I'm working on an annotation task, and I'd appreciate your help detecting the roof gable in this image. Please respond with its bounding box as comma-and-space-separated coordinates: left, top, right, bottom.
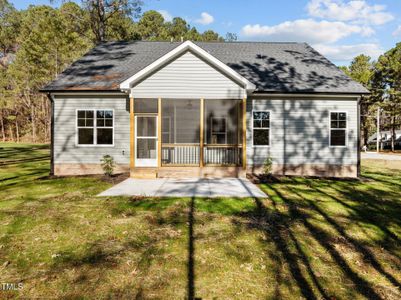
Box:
131, 50, 246, 99
120, 41, 255, 92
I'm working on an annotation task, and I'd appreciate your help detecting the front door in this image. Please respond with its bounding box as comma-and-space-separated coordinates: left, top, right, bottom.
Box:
135, 115, 158, 167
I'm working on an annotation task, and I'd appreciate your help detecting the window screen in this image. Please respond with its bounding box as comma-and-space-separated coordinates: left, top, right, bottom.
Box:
134, 99, 158, 113
210, 117, 227, 144
77, 110, 94, 145
77, 110, 113, 145
330, 112, 347, 146
253, 111, 270, 146
96, 110, 113, 145
205, 99, 241, 145
161, 99, 200, 144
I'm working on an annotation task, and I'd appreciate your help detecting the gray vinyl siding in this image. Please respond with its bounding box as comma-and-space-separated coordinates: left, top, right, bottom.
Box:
246, 98, 358, 166
131, 50, 245, 99
53, 96, 130, 164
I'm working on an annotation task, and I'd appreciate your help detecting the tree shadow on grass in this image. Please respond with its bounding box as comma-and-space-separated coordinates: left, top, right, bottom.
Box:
233, 177, 397, 299
233, 182, 330, 299
236, 194, 384, 299
286, 179, 400, 290
312, 182, 401, 251
187, 196, 196, 300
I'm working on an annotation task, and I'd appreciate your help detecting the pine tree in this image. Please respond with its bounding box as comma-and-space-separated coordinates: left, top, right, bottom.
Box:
372, 43, 401, 152
342, 55, 374, 147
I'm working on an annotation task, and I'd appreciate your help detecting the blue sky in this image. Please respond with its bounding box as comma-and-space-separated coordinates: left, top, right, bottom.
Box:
13, 0, 401, 65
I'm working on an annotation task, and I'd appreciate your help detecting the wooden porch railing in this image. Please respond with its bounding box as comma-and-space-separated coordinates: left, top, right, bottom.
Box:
161, 144, 200, 166
161, 144, 242, 166
203, 145, 242, 166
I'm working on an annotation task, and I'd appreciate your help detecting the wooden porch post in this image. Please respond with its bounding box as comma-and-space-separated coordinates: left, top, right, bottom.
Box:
200, 98, 204, 167
158, 98, 162, 168
130, 97, 135, 169
242, 97, 247, 170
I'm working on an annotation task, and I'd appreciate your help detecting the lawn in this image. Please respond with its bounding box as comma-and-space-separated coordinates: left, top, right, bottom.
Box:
0, 143, 400, 299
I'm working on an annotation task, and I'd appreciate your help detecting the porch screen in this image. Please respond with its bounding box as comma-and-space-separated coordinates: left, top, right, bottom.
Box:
134, 99, 158, 113
161, 99, 200, 144
204, 99, 242, 145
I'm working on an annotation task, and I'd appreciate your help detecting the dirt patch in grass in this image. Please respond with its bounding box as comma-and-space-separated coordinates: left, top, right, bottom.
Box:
99, 172, 129, 184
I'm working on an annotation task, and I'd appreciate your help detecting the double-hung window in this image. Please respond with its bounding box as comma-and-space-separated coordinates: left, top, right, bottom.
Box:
77, 109, 114, 146
211, 117, 227, 144
253, 111, 270, 146
330, 112, 347, 147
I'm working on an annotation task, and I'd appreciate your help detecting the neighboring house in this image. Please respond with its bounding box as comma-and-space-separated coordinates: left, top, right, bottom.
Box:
41, 41, 369, 178
368, 130, 401, 149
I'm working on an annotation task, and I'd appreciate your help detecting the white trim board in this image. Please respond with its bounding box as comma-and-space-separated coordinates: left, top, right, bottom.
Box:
52, 92, 127, 97
120, 41, 256, 94
251, 93, 361, 100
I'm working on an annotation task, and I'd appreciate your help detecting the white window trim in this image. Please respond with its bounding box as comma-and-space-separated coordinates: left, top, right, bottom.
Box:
75, 109, 115, 147
329, 110, 348, 148
252, 110, 271, 147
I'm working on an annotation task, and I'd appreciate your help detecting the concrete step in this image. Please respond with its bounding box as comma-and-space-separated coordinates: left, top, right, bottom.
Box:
130, 166, 246, 179
130, 168, 157, 179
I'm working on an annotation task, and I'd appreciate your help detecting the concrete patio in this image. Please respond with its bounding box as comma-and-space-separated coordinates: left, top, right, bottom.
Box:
98, 178, 267, 198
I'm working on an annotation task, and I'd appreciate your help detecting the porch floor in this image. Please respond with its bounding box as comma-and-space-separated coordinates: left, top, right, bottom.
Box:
98, 178, 267, 198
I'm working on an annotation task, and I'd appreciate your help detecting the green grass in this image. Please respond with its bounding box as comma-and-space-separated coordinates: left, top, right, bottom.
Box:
0, 143, 400, 299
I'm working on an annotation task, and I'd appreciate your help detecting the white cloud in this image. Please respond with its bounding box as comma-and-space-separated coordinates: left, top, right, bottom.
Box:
195, 12, 214, 25
313, 43, 383, 61
241, 19, 373, 44
307, 0, 394, 25
393, 25, 401, 37
158, 10, 173, 22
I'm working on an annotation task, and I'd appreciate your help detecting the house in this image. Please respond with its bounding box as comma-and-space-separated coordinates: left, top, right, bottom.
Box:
41, 41, 369, 178
368, 130, 401, 150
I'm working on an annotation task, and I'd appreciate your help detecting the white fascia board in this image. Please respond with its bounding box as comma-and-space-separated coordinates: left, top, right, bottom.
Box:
50, 92, 127, 96
251, 93, 361, 99
119, 41, 256, 93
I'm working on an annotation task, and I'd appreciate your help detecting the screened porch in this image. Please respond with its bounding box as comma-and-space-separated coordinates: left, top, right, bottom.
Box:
132, 98, 245, 168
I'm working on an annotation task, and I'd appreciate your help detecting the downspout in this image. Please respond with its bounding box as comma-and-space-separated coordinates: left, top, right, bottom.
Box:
46, 93, 54, 176
357, 96, 361, 177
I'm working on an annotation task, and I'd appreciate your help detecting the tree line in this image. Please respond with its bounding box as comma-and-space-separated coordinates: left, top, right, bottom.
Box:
340, 44, 401, 151
1, 0, 400, 150
0, 0, 234, 143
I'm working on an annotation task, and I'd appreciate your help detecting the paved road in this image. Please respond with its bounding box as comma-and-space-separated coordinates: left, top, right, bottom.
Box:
361, 152, 401, 161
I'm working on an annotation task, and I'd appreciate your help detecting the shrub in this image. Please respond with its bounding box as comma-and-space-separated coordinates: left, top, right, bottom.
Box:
263, 157, 273, 175
100, 155, 115, 176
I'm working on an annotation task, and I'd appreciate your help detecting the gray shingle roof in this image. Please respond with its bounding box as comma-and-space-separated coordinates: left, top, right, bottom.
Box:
42, 41, 369, 94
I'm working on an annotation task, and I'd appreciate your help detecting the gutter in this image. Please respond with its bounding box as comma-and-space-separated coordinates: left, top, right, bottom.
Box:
39, 89, 124, 94
39, 89, 371, 96
251, 91, 370, 97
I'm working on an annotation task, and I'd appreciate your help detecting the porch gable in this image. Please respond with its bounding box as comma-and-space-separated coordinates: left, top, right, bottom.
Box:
119, 41, 255, 99
129, 50, 247, 99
